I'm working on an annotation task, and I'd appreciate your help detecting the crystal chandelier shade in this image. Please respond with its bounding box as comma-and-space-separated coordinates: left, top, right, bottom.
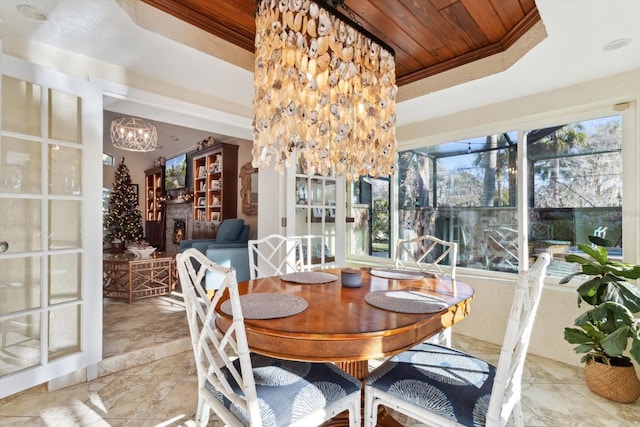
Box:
110, 117, 158, 152
252, 0, 398, 181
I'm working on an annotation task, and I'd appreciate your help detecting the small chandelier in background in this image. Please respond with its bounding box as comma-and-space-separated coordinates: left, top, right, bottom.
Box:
110, 117, 158, 152
252, 0, 398, 181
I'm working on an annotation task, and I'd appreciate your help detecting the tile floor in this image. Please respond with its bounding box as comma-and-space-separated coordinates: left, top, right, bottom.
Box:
1, 293, 639, 426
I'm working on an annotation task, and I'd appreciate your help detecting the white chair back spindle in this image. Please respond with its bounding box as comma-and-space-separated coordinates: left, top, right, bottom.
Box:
486, 252, 551, 425
395, 235, 458, 278
248, 234, 304, 279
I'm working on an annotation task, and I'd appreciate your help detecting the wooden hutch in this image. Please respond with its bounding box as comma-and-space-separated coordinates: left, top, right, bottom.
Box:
144, 166, 165, 250
192, 142, 238, 236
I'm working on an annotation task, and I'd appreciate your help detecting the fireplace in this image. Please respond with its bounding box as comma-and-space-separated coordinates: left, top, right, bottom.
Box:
164, 202, 191, 251
173, 219, 186, 244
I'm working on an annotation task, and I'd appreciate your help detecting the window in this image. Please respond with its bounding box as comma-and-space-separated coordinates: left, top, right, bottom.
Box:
103, 152, 114, 165
397, 131, 519, 272
528, 115, 622, 276
347, 112, 626, 278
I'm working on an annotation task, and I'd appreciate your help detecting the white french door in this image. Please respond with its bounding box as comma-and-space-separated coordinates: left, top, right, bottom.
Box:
0, 53, 103, 398
287, 163, 346, 268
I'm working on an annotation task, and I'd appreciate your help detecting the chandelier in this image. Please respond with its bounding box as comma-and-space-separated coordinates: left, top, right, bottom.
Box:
252, 0, 398, 181
110, 117, 158, 152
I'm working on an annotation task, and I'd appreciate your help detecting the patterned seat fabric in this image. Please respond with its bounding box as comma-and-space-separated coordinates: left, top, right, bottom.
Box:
366, 343, 496, 426
207, 354, 361, 427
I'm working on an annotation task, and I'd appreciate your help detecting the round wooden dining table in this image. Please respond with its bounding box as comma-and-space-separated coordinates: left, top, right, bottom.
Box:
214, 267, 474, 426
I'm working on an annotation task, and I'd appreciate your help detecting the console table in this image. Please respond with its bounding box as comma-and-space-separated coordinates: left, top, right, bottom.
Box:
103, 252, 177, 303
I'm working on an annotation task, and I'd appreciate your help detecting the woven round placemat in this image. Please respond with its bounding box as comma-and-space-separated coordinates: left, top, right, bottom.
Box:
365, 290, 448, 313
370, 268, 431, 280
280, 271, 338, 284
220, 293, 308, 319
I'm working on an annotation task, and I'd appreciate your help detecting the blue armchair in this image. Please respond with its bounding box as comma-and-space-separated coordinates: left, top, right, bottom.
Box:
179, 218, 252, 290
179, 218, 250, 254
205, 246, 251, 289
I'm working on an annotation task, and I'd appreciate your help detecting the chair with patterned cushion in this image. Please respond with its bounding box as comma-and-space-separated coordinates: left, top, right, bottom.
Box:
364, 252, 551, 427
395, 235, 458, 346
176, 248, 362, 427
248, 234, 305, 279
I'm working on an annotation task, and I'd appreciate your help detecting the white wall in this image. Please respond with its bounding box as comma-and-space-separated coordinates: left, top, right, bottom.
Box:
102, 146, 152, 215
455, 274, 638, 376
452, 274, 584, 366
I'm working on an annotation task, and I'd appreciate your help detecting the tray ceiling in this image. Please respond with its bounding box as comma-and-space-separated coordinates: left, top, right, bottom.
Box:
141, 0, 542, 87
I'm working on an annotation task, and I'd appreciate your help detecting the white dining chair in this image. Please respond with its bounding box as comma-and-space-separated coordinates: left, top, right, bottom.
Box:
248, 234, 305, 279
395, 235, 458, 278
176, 248, 362, 427
395, 235, 458, 346
364, 252, 551, 427
484, 225, 519, 271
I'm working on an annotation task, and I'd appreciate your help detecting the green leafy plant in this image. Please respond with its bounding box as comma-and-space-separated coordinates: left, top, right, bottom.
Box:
560, 236, 640, 366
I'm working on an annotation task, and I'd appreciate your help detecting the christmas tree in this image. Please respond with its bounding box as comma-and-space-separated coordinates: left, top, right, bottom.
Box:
104, 158, 144, 243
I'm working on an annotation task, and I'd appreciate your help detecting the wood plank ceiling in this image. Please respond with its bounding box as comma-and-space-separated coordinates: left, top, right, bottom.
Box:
142, 0, 540, 87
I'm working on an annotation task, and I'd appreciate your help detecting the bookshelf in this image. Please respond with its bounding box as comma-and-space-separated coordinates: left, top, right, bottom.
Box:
144, 166, 165, 249
192, 142, 238, 226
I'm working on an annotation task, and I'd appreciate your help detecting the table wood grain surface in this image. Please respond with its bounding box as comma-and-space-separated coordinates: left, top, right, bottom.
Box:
215, 267, 474, 369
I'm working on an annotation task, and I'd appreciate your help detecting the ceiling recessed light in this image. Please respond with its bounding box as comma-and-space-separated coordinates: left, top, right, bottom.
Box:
602, 38, 632, 51
16, 4, 48, 22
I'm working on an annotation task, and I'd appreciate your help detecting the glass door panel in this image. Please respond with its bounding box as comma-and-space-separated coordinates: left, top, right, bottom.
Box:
347, 177, 390, 258
310, 178, 323, 205
0, 136, 41, 194
48, 305, 81, 360
0, 256, 41, 315
1, 76, 41, 136
0, 313, 41, 376
296, 177, 309, 205
369, 177, 391, 258
49, 145, 82, 195
0, 198, 42, 253
49, 253, 81, 305
48, 89, 80, 143
49, 200, 82, 249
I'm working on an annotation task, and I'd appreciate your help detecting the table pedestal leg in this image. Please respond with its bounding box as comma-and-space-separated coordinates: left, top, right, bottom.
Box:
319, 361, 402, 427
336, 360, 369, 380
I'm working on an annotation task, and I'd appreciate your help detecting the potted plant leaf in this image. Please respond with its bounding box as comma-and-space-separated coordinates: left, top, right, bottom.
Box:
560, 236, 640, 403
